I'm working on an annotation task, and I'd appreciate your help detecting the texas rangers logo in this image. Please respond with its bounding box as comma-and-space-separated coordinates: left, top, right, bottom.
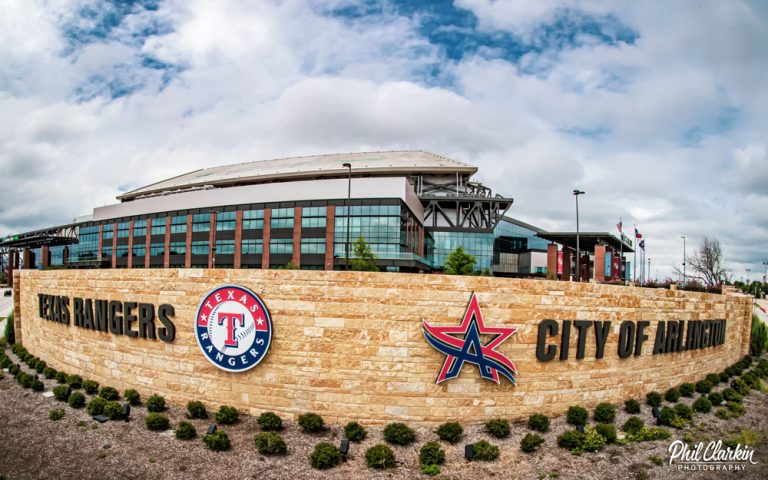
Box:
195, 285, 272, 372
422, 293, 518, 384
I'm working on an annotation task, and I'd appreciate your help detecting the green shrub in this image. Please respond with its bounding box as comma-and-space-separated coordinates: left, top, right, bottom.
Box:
82, 380, 99, 395
436, 422, 463, 443
708, 391, 724, 405
582, 426, 607, 452
8, 364, 20, 376
175, 421, 196, 440
124, 389, 141, 405
557, 430, 585, 450
254, 432, 287, 455
695, 380, 713, 394
215, 405, 239, 425
679, 383, 695, 397
622, 416, 645, 435
68, 391, 86, 409
203, 430, 231, 451
66, 374, 83, 389
471, 440, 499, 461
566, 406, 588, 426
49, 409, 65, 421
520, 433, 545, 453
383, 422, 416, 445
43, 367, 57, 379
0, 357, 12, 369
595, 423, 617, 444
664, 388, 680, 403
146, 394, 166, 412
31, 379, 44, 391
693, 396, 712, 413
705, 373, 720, 386
343, 421, 366, 442
727, 401, 746, 417
646, 391, 663, 407
4, 311, 14, 344
99, 386, 119, 401
20, 373, 33, 389
35, 360, 46, 373
186, 401, 208, 419
103, 401, 123, 420
719, 372, 730, 383
722, 387, 743, 403
674, 403, 694, 421
87, 397, 107, 416
145, 413, 170, 431
421, 464, 441, 476
365, 444, 396, 469
658, 407, 682, 428
296, 412, 324, 433
627, 427, 671, 442
485, 418, 510, 438
258, 412, 283, 431
527, 413, 550, 432
419, 441, 445, 466
594, 403, 616, 424
742, 372, 761, 389
27, 357, 38, 369
52, 385, 70, 401
310, 442, 341, 469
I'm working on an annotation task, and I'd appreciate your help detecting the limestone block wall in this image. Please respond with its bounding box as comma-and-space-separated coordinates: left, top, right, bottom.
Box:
14, 269, 752, 425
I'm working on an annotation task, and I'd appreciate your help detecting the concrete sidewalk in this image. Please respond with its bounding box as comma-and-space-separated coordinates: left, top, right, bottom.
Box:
755, 299, 768, 323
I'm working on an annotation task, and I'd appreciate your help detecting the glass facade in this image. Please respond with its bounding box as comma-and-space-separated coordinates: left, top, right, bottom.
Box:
215, 240, 235, 254
117, 222, 130, 238
216, 211, 236, 231
271, 208, 294, 229
493, 220, 549, 251
192, 213, 210, 232
301, 207, 326, 228
191, 240, 209, 255
429, 231, 494, 271
151, 222, 166, 236
133, 219, 147, 237
102, 224, 114, 240
243, 210, 264, 230
171, 215, 187, 234
270, 238, 292, 254
149, 243, 164, 256
70, 225, 99, 262
300, 237, 325, 254
169, 242, 186, 255
241, 239, 262, 254
333, 205, 415, 259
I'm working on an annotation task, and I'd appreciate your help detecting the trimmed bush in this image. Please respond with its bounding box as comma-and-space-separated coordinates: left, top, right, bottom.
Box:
383, 422, 416, 445
298, 412, 325, 433
124, 389, 141, 405
55, 371, 67, 384
254, 432, 287, 455
708, 391, 724, 406
310, 442, 341, 469
485, 418, 510, 438
52, 385, 70, 402
66, 374, 83, 389
215, 405, 239, 425
520, 433, 545, 453
49, 409, 65, 421
557, 430, 585, 450
31, 379, 44, 392
175, 421, 197, 440
582, 426, 607, 452
719, 372, 730, 383
365, 444, 396, 469
436, 422, 463, 444
419, 441, 445, 466
664, 388, 680, 403
722, 387, 743, 403
68, 391, 86, 409
99, 386, 119, 401
258, 412, 283, 431
727, 401, 746, 417
679, 383, 695, 397
145, 413, 170, 431
35, 360, 46, 374
103, 401, 123, 420
622, 416, 645, 435
627, 427, 671, 442
421, 464, 440, 476
695, 380, 713, 395
693, 396, 712, 413
146, 394, 166, 412
594, 403, 616, 424
203, 430, 231, 451
87, 397, 108, 416
566, 406, 588, 426
186, 401, 208, 419
705, 373, 720, 386
471, 440, 499, 461
527, 413, 550, 432
344, 421, 366, 442
674, 403, 692, 421
646, 391, 663, 407
595, 423, 617, 444
82, 380, 99, 395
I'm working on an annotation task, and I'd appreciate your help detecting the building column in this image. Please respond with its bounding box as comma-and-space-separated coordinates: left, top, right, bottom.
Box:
185, 214, 192, 268
208, 213, 216, 268
562, 247, 572, 280
164, 216, 171, 268
262, 208, 271, 270
594, 244, 607, 282
324, 207, 336, 270
145, 218, 152, 268
6, 251, 16, 286
546, 244, 558, 279
41, 246, 50, 269
292, 207, 302, 268
22, 249, 32, 269
234, 210, 243, 269
127, 220, 135, 269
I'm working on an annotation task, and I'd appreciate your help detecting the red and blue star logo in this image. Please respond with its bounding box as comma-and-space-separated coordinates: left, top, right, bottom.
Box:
422, 293, 518, 384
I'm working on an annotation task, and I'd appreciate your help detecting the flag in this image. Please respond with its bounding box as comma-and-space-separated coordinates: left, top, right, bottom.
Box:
616, 219, 622, 233
635, 227, 643, 239
639, 239, 645, 250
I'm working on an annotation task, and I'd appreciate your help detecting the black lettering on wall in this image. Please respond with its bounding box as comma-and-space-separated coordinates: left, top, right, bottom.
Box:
73, 297, 84, 327
559, 321, 572, 361
138, 303, 156, 340
94, 300, 108, 332
635, 321, 650, 356
123, 302, 138, 338
108, 301, 123, 335
536, 320, 558, 362
574, 321, 592, 360
593, 321, 611, 359
83, 299, 94, 330
618, 321, 635, 358
157, 304, 176, 343
653, 321, 666, 355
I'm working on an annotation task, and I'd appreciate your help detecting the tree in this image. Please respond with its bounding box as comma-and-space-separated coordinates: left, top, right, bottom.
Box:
350, 237, 378, 271
675, 237, 728, 287
443, 246, 476, 275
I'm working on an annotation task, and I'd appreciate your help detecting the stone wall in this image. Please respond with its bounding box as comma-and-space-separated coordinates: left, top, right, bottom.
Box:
14, 269, 752, 425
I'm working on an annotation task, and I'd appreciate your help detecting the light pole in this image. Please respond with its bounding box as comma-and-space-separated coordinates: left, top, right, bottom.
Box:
573, 189, 585, 282
763, 261, 767, 284
342, 163, 352, 271
746, 268, 751, 284
681, 235, 686, 285
648, 257, 651, 282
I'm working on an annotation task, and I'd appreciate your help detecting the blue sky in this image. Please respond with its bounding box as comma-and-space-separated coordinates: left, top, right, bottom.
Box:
1, 0, 767, 281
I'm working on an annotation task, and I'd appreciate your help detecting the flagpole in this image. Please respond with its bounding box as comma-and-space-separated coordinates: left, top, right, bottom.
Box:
633, 224, 637, 284
619, 217, 623, 281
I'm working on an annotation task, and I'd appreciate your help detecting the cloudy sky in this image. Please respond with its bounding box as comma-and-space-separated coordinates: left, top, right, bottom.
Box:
1, 0, 766, 281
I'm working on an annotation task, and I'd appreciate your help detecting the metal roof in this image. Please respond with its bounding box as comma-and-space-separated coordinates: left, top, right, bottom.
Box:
118, 151, 477, 201
536, 232, 635, 253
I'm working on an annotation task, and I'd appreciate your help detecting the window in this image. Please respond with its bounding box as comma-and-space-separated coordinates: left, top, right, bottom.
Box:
269, 238, 292, 254
151, 223, 166, 236
132, 244, 146, 257
102, 224, 114, 240
192, 213, 210, 232
191, 240, 209, 255
243, 210, 264, 230
117, 222, 130, 238
116, 245, 129, 257
101, 246, 112, 258
216, 211, 236, 231
215, 240, 235, 255
270, 208, 294, 229
169, 242, 186, 256
71, 225, 99, 261
241, 239, 262, 255
300, 237, 325, 254
149, 243, 165, 256
302, 206, 326, 228
133, 219, 147, 237
171, 215, 187, 234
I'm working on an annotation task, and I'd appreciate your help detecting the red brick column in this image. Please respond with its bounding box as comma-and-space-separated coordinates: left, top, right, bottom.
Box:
22, 248, 32, 269
185, 214, 192, 268
164, 216, 171, 268
547, 244, 558, 279
324, 208, 335, 270
234, 210, 243, 269
292, 207, 302, 268
562, 247, 572, 280
145, 218, 152, 268
208, 213, 216, 268
7, 251, 17, 285
41, 246, 50, 269
262, 209, 271, 270
594, 244, 606, 283
127, 220, 134, 268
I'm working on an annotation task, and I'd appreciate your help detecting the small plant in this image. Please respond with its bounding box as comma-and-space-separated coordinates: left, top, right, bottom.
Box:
175, 421, 197, 440
52, 385, 70, 402
258, 412, 284, 431
624, 399, 641, 414
68, 391, 86, 409
49, 409, 65, 421
146, 394, 166, 412
82, 380, 99, 395
215, 405, 239, 425
593, 403, 616, 424
419, 441, 446, 466
649, 455, 664, 466
708, 391, 724, 405
35, 360, 46, 373
485, 418, 510, 438
566, 406, 588, 426
646, 391, 662, 407
145, 413, 170, 431
622, 416, 645, 435
528, 413, 550, 432
186, 401, 208, 419
595, 423, 617, 444
664, 388, 680, 403
705, 373, 720, 385
719, 371, 730, 383
103, 401, 123, 420
679, 383, 695, 397
87, 397, 108, 416
365, 444, 396, 469
421, 464, 441, 476
695, 380, 713, 394
471, 440, 500, 461
344, 421, 366, 442
521, 433, 545, 453
557, 430, 585, 450
732, 378, 750, 396
298, 412, 325, 433
203, 430, 231, 451
673, 403, 694, 421
581, 426, 607, 452
627, 427, 671, 442
310, 442, 341, 469
383, 422, 416, 445
727, 401, 746, 417
66, 374, 83, 389
254, 432, 287, 455
436, 421, 463, 443
693, 396, 712, 413
99, 386, 119, 401
31, 379, 44, 391
124, 389, 141, 405
55, 371, 67, 384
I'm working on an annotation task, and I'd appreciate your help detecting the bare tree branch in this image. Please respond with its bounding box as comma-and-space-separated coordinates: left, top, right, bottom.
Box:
673, 237, 729, 287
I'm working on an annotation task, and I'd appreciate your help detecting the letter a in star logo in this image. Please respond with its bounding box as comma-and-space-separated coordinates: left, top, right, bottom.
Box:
422, 293, 518, 384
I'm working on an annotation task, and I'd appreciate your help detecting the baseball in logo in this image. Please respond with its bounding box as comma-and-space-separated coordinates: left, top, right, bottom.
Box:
195, 285, 272, 372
